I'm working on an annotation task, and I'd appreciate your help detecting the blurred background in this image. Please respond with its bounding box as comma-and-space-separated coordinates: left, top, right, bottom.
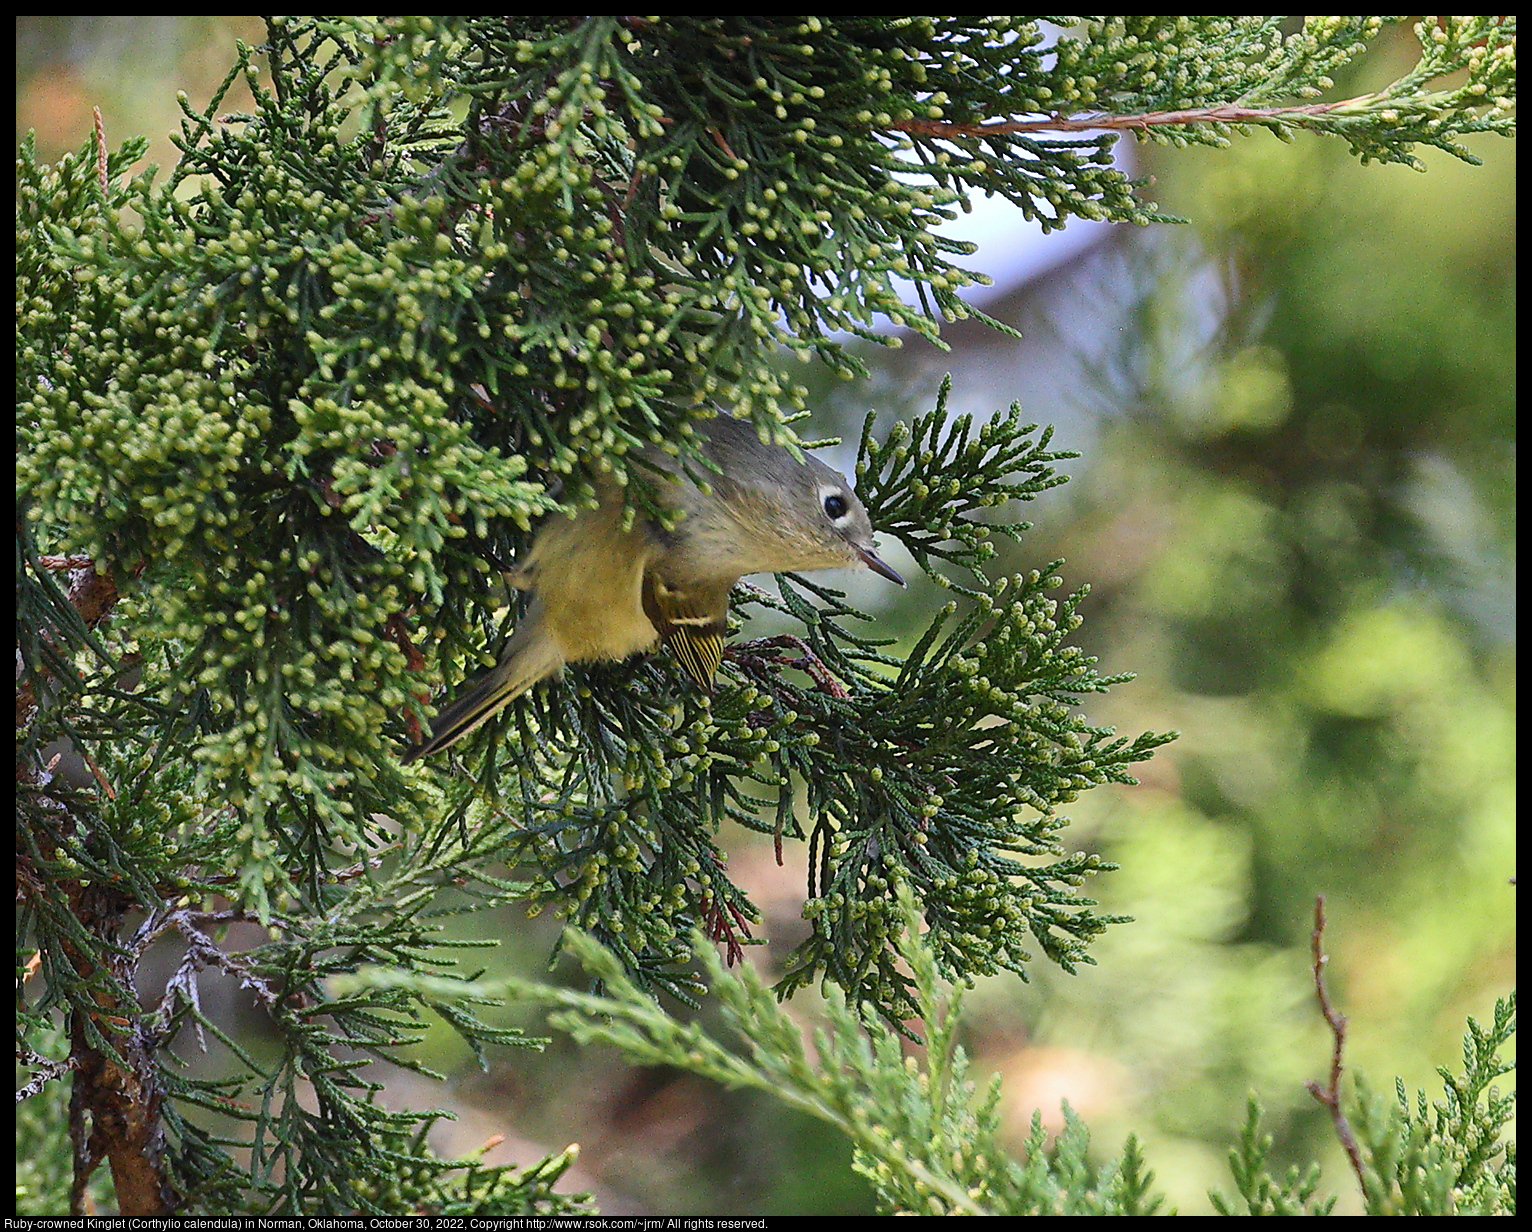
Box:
19, 17, 1514, 1216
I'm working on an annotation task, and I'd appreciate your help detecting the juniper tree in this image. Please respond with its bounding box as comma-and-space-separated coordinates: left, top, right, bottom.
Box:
17, 17, 1515, 1216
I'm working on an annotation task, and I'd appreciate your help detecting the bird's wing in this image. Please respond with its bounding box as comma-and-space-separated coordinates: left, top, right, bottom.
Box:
641, 573, 733, 691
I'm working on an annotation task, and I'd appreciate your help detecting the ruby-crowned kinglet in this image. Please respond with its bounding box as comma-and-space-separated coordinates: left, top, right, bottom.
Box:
402, 415, 904, 762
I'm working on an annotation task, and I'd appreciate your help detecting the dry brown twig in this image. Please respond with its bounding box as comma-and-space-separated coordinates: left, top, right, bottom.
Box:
1303, 895, 1368, 1194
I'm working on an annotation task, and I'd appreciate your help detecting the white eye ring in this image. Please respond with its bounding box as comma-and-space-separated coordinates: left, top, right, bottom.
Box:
819, 484, 851, 523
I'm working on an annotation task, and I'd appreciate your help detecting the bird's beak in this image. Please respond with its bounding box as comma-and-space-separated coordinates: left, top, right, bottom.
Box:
856, 544, 906, 587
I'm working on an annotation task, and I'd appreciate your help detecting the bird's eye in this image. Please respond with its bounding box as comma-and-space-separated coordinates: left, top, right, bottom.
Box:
823, 493, 849, 520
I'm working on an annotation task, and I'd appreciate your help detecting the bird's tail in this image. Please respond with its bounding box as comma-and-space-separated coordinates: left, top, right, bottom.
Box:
402, 621, 563, 763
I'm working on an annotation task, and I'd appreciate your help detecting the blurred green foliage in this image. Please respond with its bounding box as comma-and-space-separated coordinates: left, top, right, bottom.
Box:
985, 50, 1515, 1209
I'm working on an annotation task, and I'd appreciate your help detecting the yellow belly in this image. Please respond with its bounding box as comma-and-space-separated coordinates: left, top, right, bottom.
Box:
529, 500, 661, 665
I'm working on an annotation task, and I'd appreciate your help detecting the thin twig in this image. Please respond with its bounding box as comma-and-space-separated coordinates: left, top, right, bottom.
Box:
728, 633, 850, 699
707, 125, 739, 161
93, 107, 108, 195
891, 95, 1381, 139
78, 744, 117, 800
1303, 895, 1368, 1194
15, 1046, 80, 1102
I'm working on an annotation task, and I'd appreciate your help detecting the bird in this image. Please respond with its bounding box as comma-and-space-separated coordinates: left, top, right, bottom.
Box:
402, 414, 903, 762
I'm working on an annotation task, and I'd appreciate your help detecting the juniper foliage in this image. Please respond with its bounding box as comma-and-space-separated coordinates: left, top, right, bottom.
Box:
1346, 993, 1517, 1216
387, 904, 1514, 1217
351, 892, 1172, 1217
16, 15, 1514, 1215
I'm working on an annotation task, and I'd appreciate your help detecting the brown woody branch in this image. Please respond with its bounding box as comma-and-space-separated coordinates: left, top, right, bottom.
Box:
19, 545, 171, 1210
63, 881, 178, 1215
